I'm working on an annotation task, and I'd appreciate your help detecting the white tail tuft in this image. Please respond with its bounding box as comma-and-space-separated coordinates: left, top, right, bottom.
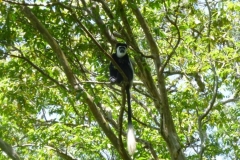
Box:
127, 126, 136, 155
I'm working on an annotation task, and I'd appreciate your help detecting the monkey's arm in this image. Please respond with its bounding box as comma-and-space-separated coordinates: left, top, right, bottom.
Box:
109, 61, 118, 83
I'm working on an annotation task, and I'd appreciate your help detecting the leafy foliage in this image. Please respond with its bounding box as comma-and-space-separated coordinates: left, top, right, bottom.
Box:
0, 0, 239, 159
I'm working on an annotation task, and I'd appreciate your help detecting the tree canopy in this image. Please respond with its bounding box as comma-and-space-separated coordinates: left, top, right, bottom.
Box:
0, 0, 239, 159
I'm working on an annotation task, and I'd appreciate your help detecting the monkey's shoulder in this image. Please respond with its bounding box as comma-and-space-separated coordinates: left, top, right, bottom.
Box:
112, 53, 129, 58
111, 53, 129, 63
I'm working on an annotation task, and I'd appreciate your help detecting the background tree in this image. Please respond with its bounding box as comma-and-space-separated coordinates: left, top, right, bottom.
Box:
0, 0, 239, 159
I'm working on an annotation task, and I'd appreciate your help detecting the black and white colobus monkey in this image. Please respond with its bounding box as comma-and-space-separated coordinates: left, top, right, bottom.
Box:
109, 43, 136, 155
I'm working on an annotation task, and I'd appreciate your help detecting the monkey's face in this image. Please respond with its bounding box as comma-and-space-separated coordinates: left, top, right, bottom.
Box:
116, 46, 127, 58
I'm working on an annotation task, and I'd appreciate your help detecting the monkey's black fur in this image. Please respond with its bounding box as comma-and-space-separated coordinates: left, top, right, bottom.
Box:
109, 43, 136, 155
109, 44, 133, 85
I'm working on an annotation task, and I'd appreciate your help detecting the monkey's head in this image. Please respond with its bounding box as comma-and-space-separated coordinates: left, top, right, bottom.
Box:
116, 43, 128, 58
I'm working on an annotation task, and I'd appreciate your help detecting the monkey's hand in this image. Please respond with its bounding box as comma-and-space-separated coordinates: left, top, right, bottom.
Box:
110, 77, 117, 84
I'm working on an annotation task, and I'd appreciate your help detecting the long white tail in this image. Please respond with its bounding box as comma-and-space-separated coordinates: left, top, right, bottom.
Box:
127, 125, 136, 155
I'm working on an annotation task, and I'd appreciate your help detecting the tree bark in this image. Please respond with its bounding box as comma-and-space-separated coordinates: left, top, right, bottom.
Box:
0, 138, 20, 160
21, 6, 131, 159
127, 1, 186, 159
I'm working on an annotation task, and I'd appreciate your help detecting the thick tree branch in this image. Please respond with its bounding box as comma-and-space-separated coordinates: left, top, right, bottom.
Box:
128, 1, 160, 58
92, 0, 114, 19
80, 0, 117, 45
197, 69, 218, 158
57, 2, 129, 84
205, 0, 212, 53
219, 97, 240, 105
0, 138, 20, 160
127, 2, 185, 160
21, 6, 77, 88
47, 145, 77, 160
199, 0, 216, 122
197, 2, 214, 157
197, 84, 217, 157
3, 0, 57, 6
90, 2, 117, 45
199, 68, 218, 121
117, 0, 161, 115
78, 81, 143, 86
21, 6, 130, 159
197, 53, 217, 160
164, 71, 205, 92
